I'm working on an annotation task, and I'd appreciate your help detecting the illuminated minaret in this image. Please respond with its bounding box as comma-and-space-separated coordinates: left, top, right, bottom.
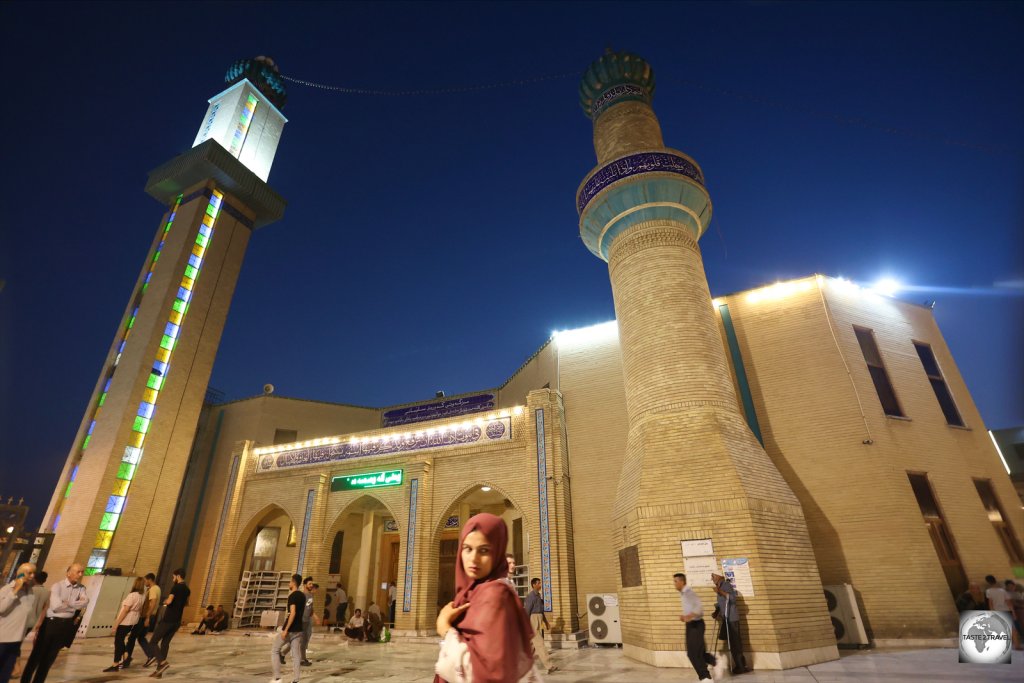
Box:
577, 51, 837, 667
43, 57, 288, 577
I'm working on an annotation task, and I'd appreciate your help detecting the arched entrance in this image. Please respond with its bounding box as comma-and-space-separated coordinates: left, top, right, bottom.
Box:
322, 495, 400, 626
238, 504, 297, 576
434, 484, 529, 611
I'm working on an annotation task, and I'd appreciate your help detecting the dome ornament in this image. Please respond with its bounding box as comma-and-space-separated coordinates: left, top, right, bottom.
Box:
225, 56, 288, 109
579, 49, 655, 119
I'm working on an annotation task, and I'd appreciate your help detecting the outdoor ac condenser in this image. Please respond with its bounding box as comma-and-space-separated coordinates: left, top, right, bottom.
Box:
586, 593, 622, 645
823, 583, 869, 647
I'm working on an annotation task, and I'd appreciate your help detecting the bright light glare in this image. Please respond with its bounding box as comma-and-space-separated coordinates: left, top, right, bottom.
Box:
989, 431, 1011, 475
871, 277, 902, 297
481, 486, 492, 492
552, 321, 618, 347
5, 526, 13, 533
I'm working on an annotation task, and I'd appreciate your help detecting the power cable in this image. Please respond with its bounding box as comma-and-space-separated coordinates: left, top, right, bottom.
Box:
281, 71, 578, 96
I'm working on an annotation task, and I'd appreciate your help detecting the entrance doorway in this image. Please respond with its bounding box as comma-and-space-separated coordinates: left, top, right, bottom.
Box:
377, 535, 400, 624
250, 527, 280, 571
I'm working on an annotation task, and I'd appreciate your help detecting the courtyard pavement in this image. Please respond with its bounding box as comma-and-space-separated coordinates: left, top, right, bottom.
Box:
33, 631, 1022, 682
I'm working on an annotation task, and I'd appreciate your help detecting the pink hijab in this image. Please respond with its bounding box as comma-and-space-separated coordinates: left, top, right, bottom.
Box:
435, 513, 534, 683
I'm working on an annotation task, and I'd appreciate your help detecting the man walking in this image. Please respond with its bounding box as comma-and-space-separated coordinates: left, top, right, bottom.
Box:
332, 584, 347, 631
524, 578, 557, 674
299, 577, 319, 666
20, 563, 89, 683
142, 568, 189, 678
270, 574, 304, 683
674, 572, 712, 681
1, 563, 36, 683
712, 572, 749, 674
134, 572, 161, 657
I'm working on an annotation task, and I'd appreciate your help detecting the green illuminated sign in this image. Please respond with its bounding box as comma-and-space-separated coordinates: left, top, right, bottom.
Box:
331, 469, 403, 491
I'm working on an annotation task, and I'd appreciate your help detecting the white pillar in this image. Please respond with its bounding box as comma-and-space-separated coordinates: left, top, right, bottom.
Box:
354, 510, 375, 611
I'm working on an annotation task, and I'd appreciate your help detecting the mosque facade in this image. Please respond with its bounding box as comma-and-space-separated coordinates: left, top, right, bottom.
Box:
40, 52, 1022, 670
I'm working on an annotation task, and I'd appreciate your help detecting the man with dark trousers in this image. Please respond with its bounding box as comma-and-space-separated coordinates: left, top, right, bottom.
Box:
712, 572, 750, 674
674, 572, 713, 681
142, 569, 189, 678
20, 563, 89, 683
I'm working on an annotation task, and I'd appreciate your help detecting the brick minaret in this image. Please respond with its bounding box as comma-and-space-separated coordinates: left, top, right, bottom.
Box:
42, 57, 288, 577
576, 50, 837, 668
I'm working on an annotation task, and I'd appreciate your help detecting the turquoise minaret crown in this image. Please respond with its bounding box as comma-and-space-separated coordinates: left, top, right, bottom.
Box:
576, 49, 712, 261
579, 49, 656, 119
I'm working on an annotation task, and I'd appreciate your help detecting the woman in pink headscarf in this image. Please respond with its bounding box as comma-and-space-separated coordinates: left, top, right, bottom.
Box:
434, 513, 541, 683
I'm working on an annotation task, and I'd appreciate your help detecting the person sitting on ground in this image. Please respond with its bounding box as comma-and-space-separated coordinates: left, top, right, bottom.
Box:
192, 605, 216, 634
365, 605, 383, 642
344, 609, 366, 641
211, 605, 228, 632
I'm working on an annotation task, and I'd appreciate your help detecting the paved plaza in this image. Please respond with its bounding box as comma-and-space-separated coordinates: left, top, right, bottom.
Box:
32, 631, 1023, 682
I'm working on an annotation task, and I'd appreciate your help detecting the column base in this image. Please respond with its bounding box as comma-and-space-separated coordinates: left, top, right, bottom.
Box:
623, 642, 839, 669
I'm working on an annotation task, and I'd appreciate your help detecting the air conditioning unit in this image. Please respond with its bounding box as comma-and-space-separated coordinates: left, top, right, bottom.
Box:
586, 593, 622, 645
823, 584, 869, 647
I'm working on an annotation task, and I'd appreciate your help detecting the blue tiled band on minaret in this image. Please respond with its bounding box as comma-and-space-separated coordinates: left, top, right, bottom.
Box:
201, 452, 241, 606
296, 488, 315, 573
719, 304, 764, 445
403, 478, 419, 612
535, 409, 553, 612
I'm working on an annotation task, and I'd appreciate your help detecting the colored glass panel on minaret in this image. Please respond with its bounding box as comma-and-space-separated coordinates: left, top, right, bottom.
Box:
82, 189, 224, 574
51, 195, 183, 531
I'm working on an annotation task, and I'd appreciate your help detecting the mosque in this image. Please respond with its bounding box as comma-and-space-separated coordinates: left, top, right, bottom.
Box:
38, 52, 1022, 670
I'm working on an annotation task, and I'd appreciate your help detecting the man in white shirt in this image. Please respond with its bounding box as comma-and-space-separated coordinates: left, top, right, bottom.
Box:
674, 572, 712, 681
21, 563, 89, 683
986, 574, 1010, 611
0, 563, 37, 681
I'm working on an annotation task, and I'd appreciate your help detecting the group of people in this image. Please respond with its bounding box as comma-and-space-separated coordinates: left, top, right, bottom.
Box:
104, 567, 191, 679
957, 574, 1024, 650
674, 571, 751, 681
270, 575, 326, 683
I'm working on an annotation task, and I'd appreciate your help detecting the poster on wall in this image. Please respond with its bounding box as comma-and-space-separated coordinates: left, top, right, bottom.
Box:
683, 555, 718, 587
721, 558, 754, 596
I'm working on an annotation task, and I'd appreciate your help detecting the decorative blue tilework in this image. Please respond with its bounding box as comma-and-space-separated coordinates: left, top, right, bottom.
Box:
383, 393, 496, 427
444, 515, 459, 529
256, 418, 512, 473
535, 409, 553, 612
577, 151, 704, 214
591, 83, 647, 117
296, 489, 315, 573
201, 453, 241, 606
403, 478, 418, 612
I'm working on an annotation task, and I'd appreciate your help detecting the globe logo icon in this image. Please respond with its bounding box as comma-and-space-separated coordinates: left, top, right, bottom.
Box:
958, 610, 1013, 664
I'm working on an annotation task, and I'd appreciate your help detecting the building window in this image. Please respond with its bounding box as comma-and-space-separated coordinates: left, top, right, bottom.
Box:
854, 327, 904, 417
273, 429, 297, 445
973, 479, 1024, 564
913, 342, 964, 426
907, 472, 967, 597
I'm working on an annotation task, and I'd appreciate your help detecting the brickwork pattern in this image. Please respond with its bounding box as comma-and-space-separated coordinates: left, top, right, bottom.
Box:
603, 220, 835, 660
724, 277, 1024, 638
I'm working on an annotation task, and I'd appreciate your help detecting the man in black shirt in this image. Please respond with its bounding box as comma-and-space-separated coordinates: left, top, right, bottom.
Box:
270, 574, 304, 683
142, 568, 190, 678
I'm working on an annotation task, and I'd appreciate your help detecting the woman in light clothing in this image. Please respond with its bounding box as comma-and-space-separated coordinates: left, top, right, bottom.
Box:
434, 513, 540, 683
105, 577, 146, 672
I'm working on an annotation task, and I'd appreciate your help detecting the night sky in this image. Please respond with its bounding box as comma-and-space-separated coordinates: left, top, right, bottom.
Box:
1, 2, 1022, 528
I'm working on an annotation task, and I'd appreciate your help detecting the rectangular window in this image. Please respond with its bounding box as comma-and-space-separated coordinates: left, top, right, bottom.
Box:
854, 327, 904, 417
913, 342, 964, 426
907, 472, 967, 597
974, 479, 1024, 564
